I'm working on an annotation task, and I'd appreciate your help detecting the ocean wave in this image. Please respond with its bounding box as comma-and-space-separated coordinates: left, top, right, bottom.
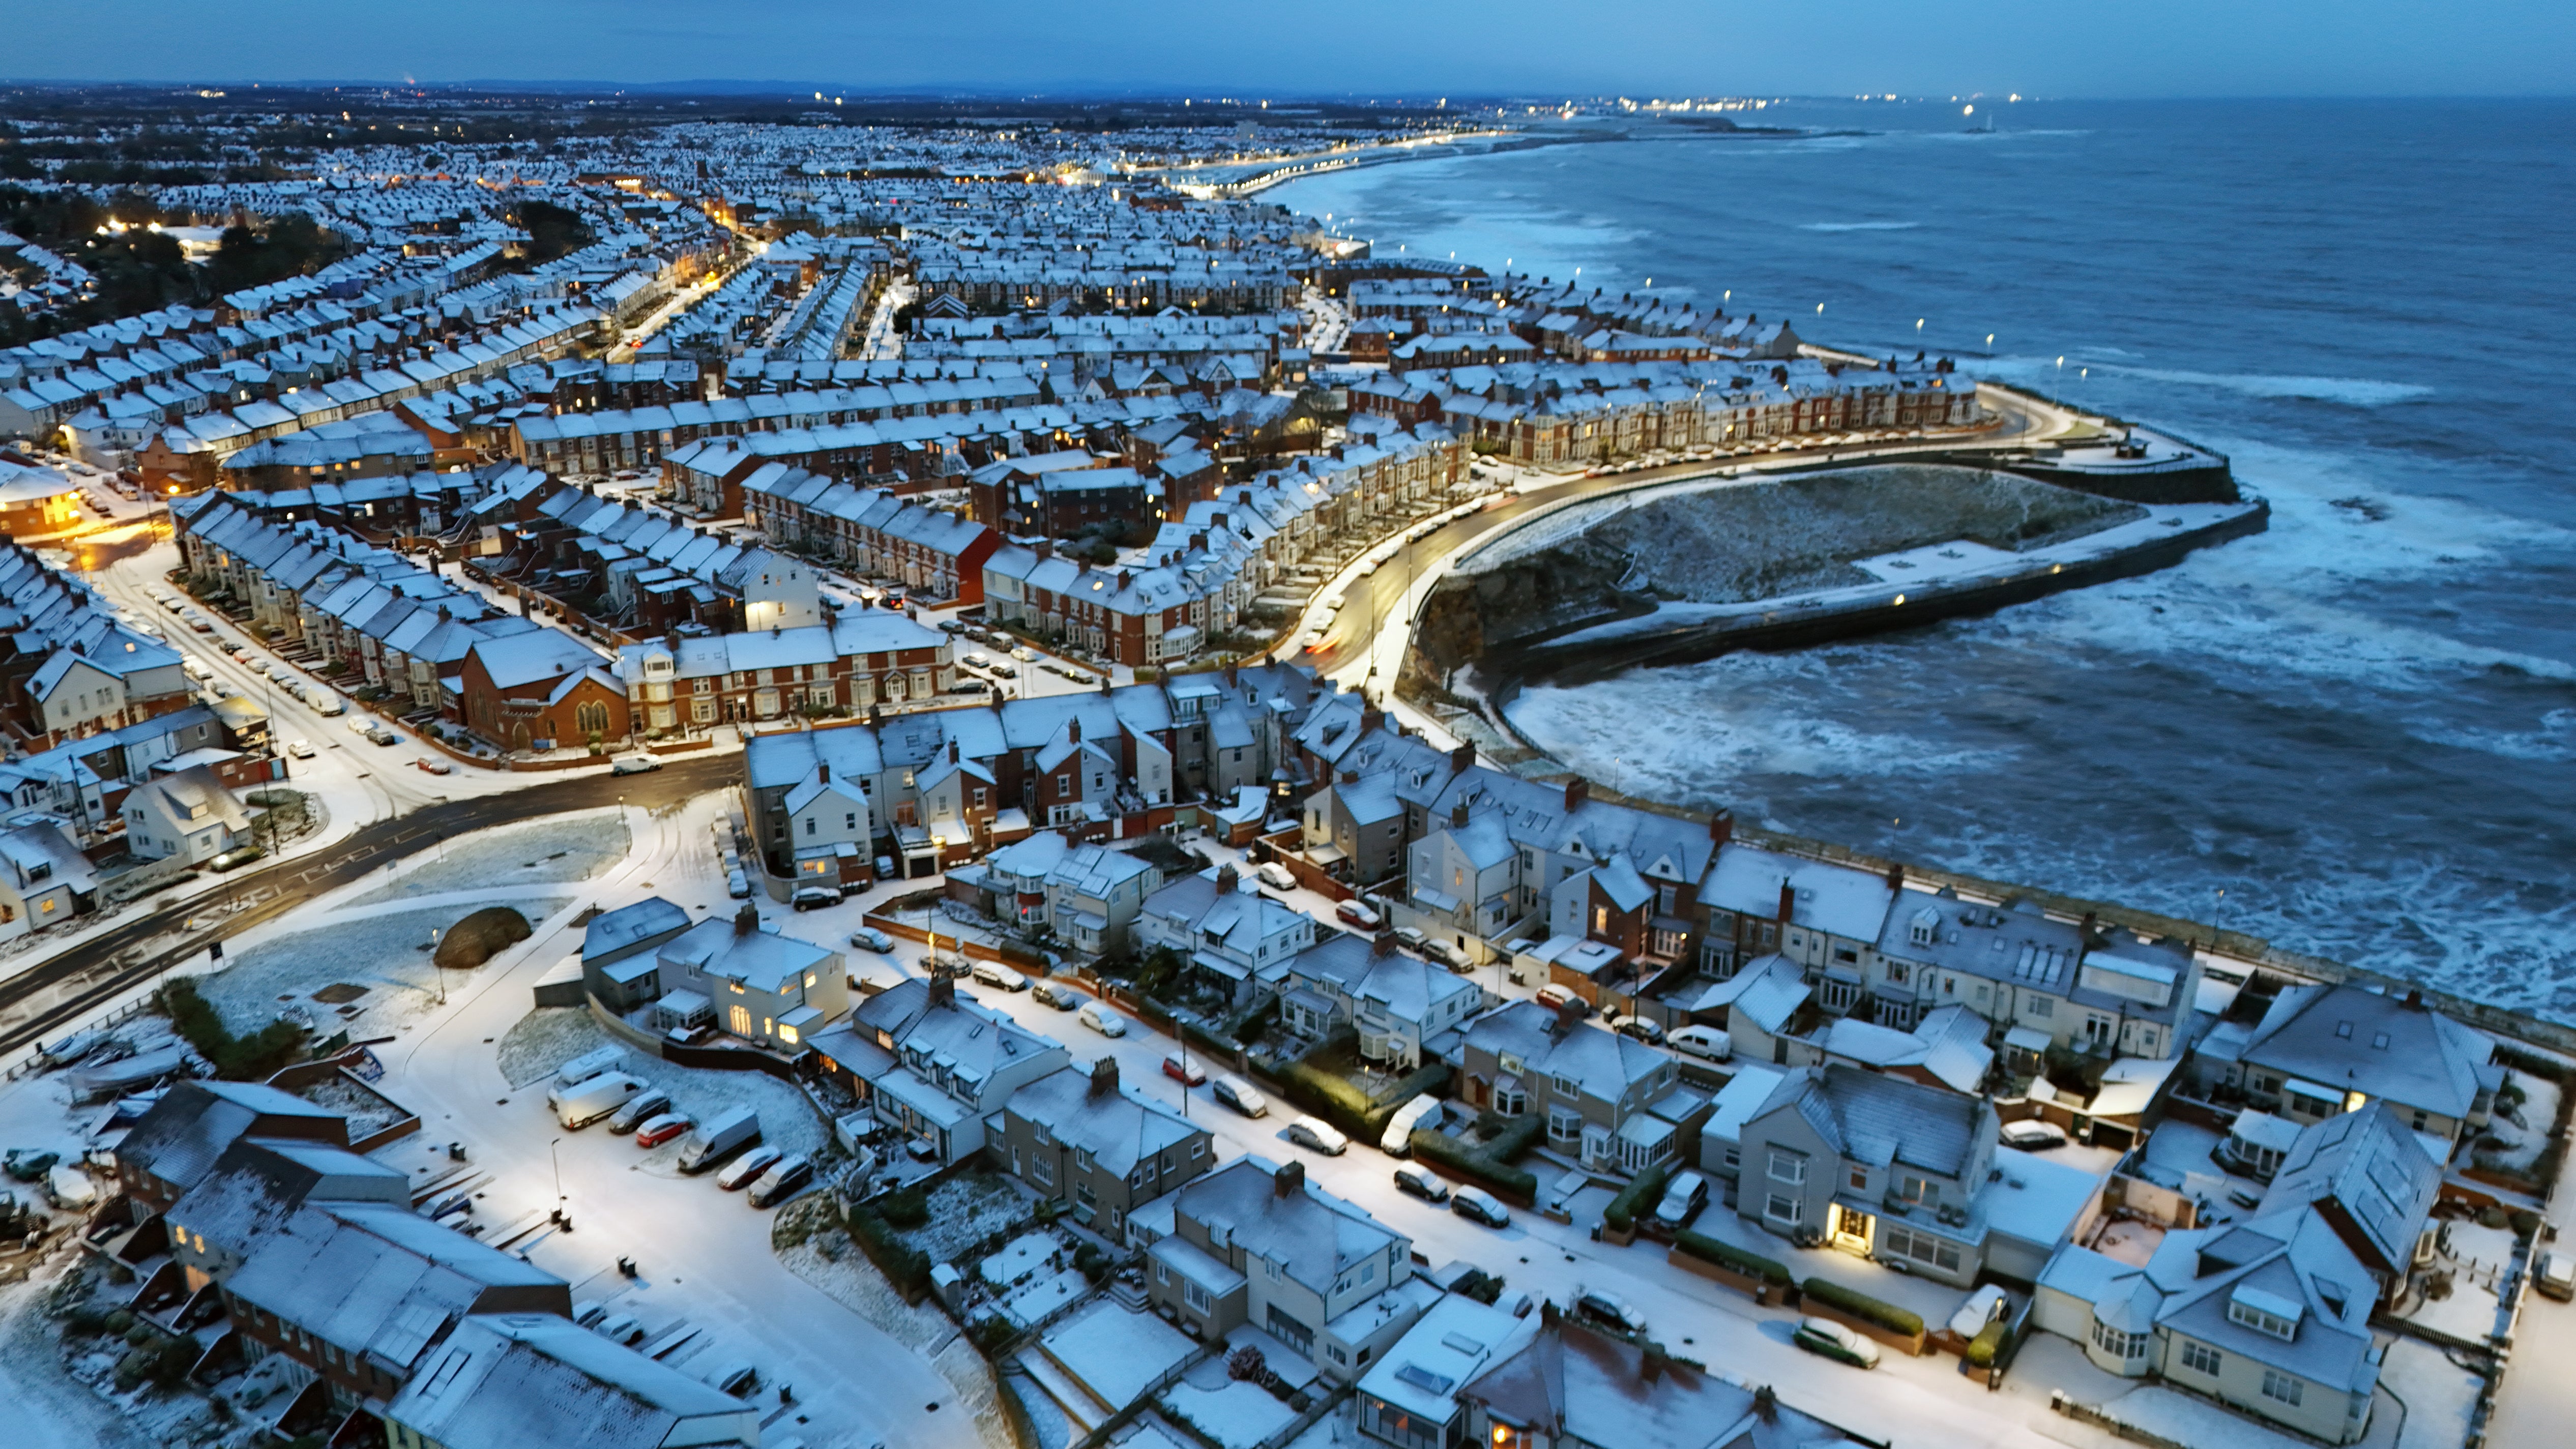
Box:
1798, 221, 1921, 232
2098, 365, 2434, 406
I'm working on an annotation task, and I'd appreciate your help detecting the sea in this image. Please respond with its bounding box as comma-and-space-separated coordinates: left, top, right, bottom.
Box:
1268, 99, 2576, 1019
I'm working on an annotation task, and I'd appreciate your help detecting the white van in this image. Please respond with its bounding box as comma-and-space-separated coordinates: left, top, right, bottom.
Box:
552, 1046, 625, 1091
549, 1072, 647, 1129
1666, 1025, 1732, 1061
304, 686, 345, 716
1381, 1093, 1445, 1156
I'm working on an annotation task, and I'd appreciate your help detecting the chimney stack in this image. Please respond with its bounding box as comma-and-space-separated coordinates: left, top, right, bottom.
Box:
2080, 910, 2098, 942
1273, 1160, 1304, 1199
948, 740, 960, 763
1372, 930, 1398, 957
733, 903, 758, 935
1088, 1056, 1119, 1099
1777, 880, 1796, 925
1217, 864, 1241, 895
1709, 809, 1734, 847
1449, 744, 1476, 774
928, 973, 955, 1008
1223, 664, 1240, 689
1565, 777, 1589, 812
1886, 862, 1905, 893
816, 762, 830, 784
1360, 704, 1384, 737
1553, 997, 1585, 1037
1066, 717, 1080, 745
1451, 800, 1470, 828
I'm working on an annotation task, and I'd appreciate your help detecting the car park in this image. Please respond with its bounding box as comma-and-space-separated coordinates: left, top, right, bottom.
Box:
1255, 861, 1298, 892
746, 1154, 813, 1207
1162, 1053, 1208, 1087
610, 754, 663, 775
1666, 1025, 1732, 1061
1284, 1116, 1349, 1156
716, 1145, 784, 1191
1335, 899, 1383, 931
635, 1113, 694, 1148
1650, 1170, 1709, 1233
608, 1089, 673, 1135
971, 961, 1030, 991
847, 926, 895, 953
1574, 1291, 1647, 1335
2000, 1119, 2069, 1150
1451, 1186, 1511, 1229
1031, 981, 1080, 1011
1792, 1317, 1881, 1369
1078, 1000, 1127, 1037
790, 885, 843, 911
1211, 1076, 1268, 1117
1393, 1163, 1451, 1203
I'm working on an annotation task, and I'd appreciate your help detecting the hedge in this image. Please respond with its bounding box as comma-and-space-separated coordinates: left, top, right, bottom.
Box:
1408, 1124, 1539, 1200
1800, 1277, 1925, 1338
846, 1203, 933, 1297
1672, 1230, 1793, 1286
1967, 1318, 2006, 1368
1602, 1162, 1671, 1233
159, 977, 304, 1080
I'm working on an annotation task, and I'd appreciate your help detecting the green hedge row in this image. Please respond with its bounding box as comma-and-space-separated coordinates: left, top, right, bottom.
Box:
1602, 1162, 1671, 1233
159, 977, 304, 1080
1672, 1230, 1794, 1286
1801, 1276, 1925, 1338
1407, 1123, 1539, 1200
846, 1201, 932, 1298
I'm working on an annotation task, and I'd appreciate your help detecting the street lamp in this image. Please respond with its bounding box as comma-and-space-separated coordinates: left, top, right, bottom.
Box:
551, 1137, 568, 1229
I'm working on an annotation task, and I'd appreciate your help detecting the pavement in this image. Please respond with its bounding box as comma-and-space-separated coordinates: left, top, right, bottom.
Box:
2472, 1138, 2574, 1449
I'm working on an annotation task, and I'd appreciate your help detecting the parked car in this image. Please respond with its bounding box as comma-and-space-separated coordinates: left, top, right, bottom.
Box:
1424, 939, 1472, 973
1010, 646, 1036, 662
1574, 1291, 1647, 1336
1335, 899, 1383, 931
1078, 1001, 1127, 1038
716, 1145, 785, 1191
971, 961, 1030, 991
1532, 984, 1581, 1013
572, 1301, 609, 1328
2000, 1119, 2069, 1151
594, 1314, 647, 1346
1285, 1116, 1349, 1156
790, 885, 843, 911
364, 725, 400, 746
1211, 1076, 1268, 1118
1651, 1170, 1709, 1233
847, 926, 895, 953
553, 1046, 624, 1090
1031, 981, 1080, 1011
1613, 1016, 1664, 1046
1255, 861, 1297, 892
610, 754, 662, 775
726, 868, 751, 899
635, 1113, 694, 1149
962, 652, 992, 669
702, 1360, 758, 1397
181, 655, 211, 679
2537, 1251, 2576, 1302
285, 738, 316, 760
208, 845, 266, 873
608, 1088, 673, 1135
1792, 1316, 1882, 1369
1381, 1094, 1444, 1157
747, 1154, 813, 1207
1666, 1025, 1732, 1061
1162, 1053, 1208, 1087
549, 1072, 647, 1130
1392, 926, 1429, 951
1393, 1163, 1451, 1204
1451, 1186, 1511, 1229
677, 1107, 760, 1173
414, 757, 455, 775
306, 690, 345, 716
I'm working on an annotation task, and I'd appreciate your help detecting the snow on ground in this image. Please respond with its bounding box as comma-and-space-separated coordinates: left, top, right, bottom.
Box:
2380, 1337, 2485, 1449
999, 1268, 1089, 1328
1041, 1300, 1198, 1410
2476, 1075, 2560, 1174
2094, 1382, 2326, 1449
980, 1230, 1066, 1289
1161, 1375, 1297, 1449
191, 897, 572, 1036
1278, 1397, 1371, 1449
496, 1007, 831, 1160
340, 809, 632, 909
901, 1172, 1038, 1264
0, 1270, 154, 1449
777, 1239, 1012, 1449
1109, 1422, 1196, 1449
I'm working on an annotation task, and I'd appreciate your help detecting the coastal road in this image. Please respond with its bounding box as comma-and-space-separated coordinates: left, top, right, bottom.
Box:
0, 752, 739, 1056
1297, 401, 2067, 689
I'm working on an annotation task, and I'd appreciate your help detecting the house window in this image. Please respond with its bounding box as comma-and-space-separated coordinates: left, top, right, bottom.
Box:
2180, 1341, 2223, 1377
1883, 1224, 1964, 1274
1884, 961, 1910, 986
1765, 1193, 1803, 1226
1848, 1166, 1868, 1191
2261, 1370, 2305, 1407
2228, 1297, 2299, 1341
2091, 1319, 2149, 1360
1551, 1073, 1582, 1099
1184, 1280, 1213, 1313
1494, 1084, 1527, 1116
1899, 1174, 1939, 1208
2028, 996, 2054, 1018
1767, 1150, 1806, 1185
1547, 1107, 1583, 1144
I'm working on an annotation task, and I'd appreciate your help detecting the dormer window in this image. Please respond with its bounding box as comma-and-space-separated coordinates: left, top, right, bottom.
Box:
2227, 1286, 2302, 1341
1909, 907, 1940, 948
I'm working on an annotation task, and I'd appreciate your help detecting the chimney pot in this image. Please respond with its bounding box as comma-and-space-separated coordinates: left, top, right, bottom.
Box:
1066, 717, 1080, 745
1088, 1056, 1119, 1098
1777, 880, 1796, 925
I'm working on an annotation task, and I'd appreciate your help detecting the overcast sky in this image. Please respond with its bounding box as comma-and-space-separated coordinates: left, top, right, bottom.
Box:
12, 0, 2573, 98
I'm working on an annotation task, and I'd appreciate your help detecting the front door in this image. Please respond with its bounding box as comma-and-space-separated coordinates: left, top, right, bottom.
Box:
1831, 1203, 1874, 1255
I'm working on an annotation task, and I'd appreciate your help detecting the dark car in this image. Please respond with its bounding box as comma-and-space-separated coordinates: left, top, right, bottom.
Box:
746, 1154, 814, 1208
789, 885, 843, 911
1031, 981, 1080, 1011
208, 845, 267, 872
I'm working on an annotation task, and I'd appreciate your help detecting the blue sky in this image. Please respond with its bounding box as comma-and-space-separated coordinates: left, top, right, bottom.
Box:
12, 0, 2573, 97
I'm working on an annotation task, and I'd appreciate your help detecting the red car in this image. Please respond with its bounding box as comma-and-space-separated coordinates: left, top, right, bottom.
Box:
1162, 1053, 1207, 1087
634, 1113, 692, 1148
1336, 899, 1384, 931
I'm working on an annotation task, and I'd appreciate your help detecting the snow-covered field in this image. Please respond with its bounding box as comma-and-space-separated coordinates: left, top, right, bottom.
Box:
340, 809, 632, 909
193, 898, 574, 1036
